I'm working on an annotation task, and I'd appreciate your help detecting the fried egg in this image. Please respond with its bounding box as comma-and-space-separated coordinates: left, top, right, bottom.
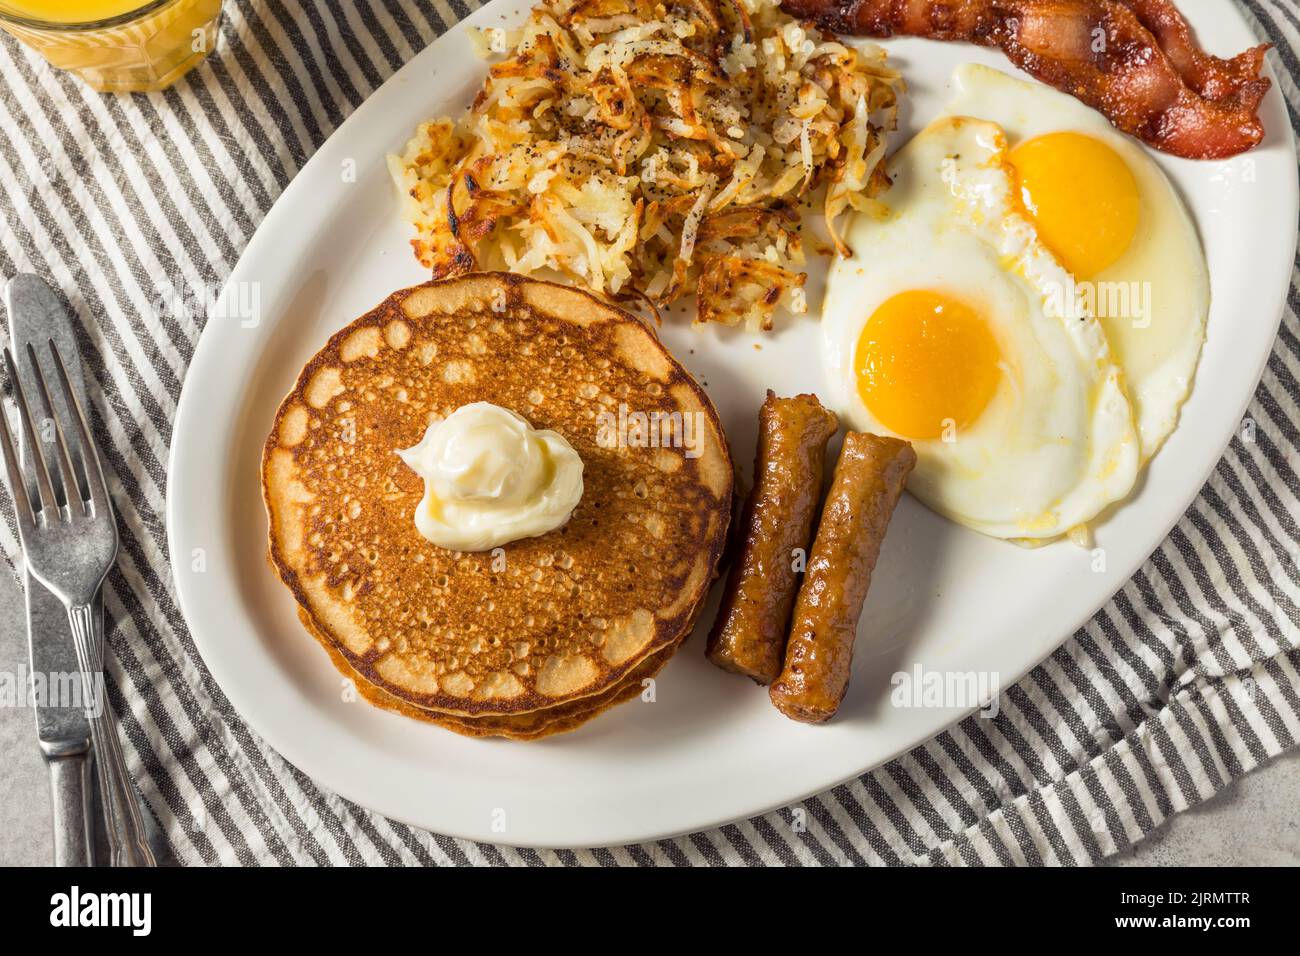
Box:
822, 116, 1141, 540
942, 64, 1209, 460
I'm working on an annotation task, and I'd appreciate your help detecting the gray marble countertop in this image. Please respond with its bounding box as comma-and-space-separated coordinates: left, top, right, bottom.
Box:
1, 567, 1296, 866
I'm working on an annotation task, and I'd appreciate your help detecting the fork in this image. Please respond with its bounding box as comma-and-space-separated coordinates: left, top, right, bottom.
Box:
0, 341, 155, 867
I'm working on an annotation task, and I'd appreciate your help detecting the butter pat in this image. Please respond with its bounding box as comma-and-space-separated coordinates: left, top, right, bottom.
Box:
398, 402, 583, 551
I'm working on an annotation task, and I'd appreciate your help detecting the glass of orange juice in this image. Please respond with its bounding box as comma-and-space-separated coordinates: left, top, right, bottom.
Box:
0, 0, 223, 92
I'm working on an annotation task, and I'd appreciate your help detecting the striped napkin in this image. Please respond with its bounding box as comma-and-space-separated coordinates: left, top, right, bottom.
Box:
1, 0, 1297, 866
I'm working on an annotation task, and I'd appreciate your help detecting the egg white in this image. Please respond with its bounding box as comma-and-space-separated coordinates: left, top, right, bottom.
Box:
822, 116, 1141, 540
941, 63, 1209, 461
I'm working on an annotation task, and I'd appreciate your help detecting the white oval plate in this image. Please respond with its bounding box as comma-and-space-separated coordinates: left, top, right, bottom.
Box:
168, 0, 1296, 848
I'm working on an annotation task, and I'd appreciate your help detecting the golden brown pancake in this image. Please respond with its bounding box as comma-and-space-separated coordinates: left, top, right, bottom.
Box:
300, 602, 681, 739
263, 273, 732, 723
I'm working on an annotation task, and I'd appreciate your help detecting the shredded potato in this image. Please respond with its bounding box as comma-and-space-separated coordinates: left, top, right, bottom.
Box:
390, 0, 902, 329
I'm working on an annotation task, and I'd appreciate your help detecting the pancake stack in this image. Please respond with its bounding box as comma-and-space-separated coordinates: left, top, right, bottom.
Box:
262, 274, 733, 738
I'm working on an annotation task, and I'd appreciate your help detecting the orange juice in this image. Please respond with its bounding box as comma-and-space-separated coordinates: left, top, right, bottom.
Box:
0, 0, 223, 92
2, 1, 155, 22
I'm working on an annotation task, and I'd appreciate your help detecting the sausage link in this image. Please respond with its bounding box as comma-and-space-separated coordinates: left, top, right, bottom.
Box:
769, 431, 916, 723
706, 391, 838, 684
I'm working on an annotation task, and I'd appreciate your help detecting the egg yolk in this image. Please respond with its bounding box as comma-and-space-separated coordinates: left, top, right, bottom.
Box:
855, 290, 1001, 440
1008, 132, 1140, 280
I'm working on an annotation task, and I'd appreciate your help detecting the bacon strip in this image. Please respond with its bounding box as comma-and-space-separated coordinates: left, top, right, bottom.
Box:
1120, 0, 1269, 108
779, 0, 1270, 158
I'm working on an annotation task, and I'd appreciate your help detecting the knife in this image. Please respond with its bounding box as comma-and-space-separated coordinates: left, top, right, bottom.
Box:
5, 273, 100, 867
